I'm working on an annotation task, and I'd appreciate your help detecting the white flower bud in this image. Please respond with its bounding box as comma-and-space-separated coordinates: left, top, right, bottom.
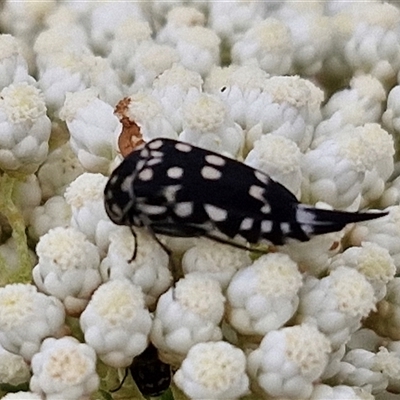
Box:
151, 275, 225, 364
232, 18, 293, 75
181, 238, 251, 290
59, 89, 121, 174
65, 171, 117, 258
80, 280, 152, 368
179, 92, 244, 158
174, 341, 249, 400
100, 227, 171, 308
0, 82, 51, 174
248, 324, 331, 399
33, 226, 101, 316
0, 344, 30, 386
245, 135, 302, 198
30, 336, 99, 400
0, 283, 65, 361
298, 267, 376, 350
226, 253, 302, 336
330, 242, 396, 301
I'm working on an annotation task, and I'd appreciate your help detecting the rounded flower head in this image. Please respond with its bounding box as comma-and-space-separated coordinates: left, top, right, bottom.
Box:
109, 17, 152, 79
183, 92, 226, 131
302, 126, 376, 210
30, 336, 99, 400
151, 275, 225, 364
0, 283, 65, 361
227, 252, 302, 336
64, 172, 112, 250
342, 3, 400, 85
349, 206, 400, 272
276, 5, 332, 76
208, 2, 266, 45
245, 135, 302, 197
59, 88, 121, 174
0, 82, 51, 174
29, 195, 71, 241
204, 63, 269, 141
80, 280, 152, 368
246, 75, 323, 152
314, 75, 386, 146
0, 344, 30, 386
36, 51, 90, 116
0, 34, 34, 90
100, 227, 171, 308
298, 266, 376, 350
33, 226, 101, 316
129, 41, 179, 91
231, 18, 293, 75
157, 6, 206, 45
89, 2, 145, 54
180, 92, 244, 157
34, 25, 90, 72
173, 26, 220, 77
37, 142, 84, 201
330, 268, 376, 318
122, 92, 178, 141
356, 123, 394, 208
152, 63, 203, 133
174, 341, 249, 400
247, 324, 331, 399
329, 242, 396, 301
181, 238, 251, 289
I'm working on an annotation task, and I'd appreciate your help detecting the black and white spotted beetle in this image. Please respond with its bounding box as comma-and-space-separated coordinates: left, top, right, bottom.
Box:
104, 138, 387, 268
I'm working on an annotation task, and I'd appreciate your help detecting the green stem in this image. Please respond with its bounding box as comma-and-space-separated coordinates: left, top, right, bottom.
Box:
0, 174, 31, 285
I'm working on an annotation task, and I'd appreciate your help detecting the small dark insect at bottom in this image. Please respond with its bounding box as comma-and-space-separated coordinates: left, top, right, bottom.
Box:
111, 343, 171, 397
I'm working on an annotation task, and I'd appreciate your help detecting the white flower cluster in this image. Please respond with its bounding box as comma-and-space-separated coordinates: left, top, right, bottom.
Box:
1, 2, 400, 400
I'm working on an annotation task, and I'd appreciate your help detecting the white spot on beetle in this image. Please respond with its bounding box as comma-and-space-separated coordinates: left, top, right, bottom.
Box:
280, 222, 291, 234
140, 204, 166, 215
175, 142, 192, 152
254, 170, 269, 184
201, 166, 222, 180
138, 168, 153, 181
204, 204, 227, 222
109, 175, 118, 185
249, 185, 265, 201
296, 206, 316, 224
148, 139, 163, 149
136, 160, 146, 171
146, 157, 163, 166
121, 175, 135, 193
140, 148, 149, 158
261, 220, 272, 232
205, 154, 225, 166
175, 202, 194, 218
167, 166, 184, 179
164, 185, 181, 202
150, 150, 163, 158
240, 217, 253, 230
260, 204, 271, 214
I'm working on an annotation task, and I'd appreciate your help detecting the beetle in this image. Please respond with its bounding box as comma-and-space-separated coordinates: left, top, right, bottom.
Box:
104, 138, 387, 265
